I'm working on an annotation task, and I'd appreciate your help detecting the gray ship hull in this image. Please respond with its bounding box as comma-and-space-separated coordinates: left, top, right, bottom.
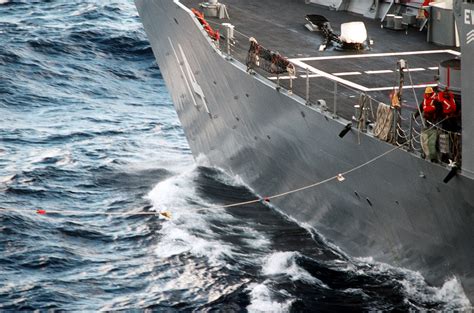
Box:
135, 0, 474, 303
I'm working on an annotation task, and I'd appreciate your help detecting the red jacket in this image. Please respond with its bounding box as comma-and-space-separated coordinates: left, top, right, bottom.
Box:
422, 92, 437, 118
438, 90, 456, 115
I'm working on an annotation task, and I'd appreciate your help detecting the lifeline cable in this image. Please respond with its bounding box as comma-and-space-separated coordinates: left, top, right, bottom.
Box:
291, 67, 417, 113
203, 14, 426, 115
204, 18, 251, 40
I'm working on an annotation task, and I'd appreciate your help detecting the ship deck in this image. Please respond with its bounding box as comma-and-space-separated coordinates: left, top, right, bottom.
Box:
181, 0, 460, 121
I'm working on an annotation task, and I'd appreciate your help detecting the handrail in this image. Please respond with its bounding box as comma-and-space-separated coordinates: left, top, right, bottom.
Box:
204, 21, 463, 165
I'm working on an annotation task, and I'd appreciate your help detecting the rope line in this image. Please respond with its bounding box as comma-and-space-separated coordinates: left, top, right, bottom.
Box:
2, 114, 449, 218
0, 208, 167, 216
0, 142, 404, 217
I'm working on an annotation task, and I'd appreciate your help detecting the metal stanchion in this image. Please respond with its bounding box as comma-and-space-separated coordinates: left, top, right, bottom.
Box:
305, 68, 310, 105
289, 75, 293, 95
222, 23, 234, 59
391, 107, 398, 143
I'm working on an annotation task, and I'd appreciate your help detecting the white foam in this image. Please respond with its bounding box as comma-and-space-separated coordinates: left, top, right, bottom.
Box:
400, 275, 471, 310
213, 169, 247, 188
216, 224, 269, 248
146, 168, 202, 212
153, 227, 195, 258
246, 283, 292, 313
147, 167, 236, 265
241, 229, 271, 250
434, 278, 471, 307
195, 153, 211, 167
262, 251, 325, 286
353, 257, 471, 309
155, 222, 233, 263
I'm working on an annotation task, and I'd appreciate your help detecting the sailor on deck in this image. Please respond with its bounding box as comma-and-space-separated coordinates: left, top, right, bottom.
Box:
417, 87, 441, 161
439, 88, 456, 116
438, 88, 458, 132
418, 86, 441, 123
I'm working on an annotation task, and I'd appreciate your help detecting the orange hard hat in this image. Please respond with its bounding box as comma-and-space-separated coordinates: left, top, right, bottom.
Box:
425, 87, 434, 94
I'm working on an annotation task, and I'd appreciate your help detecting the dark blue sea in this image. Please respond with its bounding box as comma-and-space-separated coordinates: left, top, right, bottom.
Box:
0, 1, 470, 311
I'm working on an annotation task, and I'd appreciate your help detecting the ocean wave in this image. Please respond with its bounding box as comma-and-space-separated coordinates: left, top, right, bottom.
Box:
44, 130, 123, 142
27, 38, 75, 55
95, 167, 171, 191
246, 283, 293, 313
18, 253, 81, 271
0, 210, 43, 237
148, 167, 236, 265
66, 28, 152, 58
352, 257, 471, 310
96, 34, 152, 56
0, 46, 22, 65
29, 148, 73, 166
262, 251, 326, 286
0, 174, 17, 185
105, 67, 139, 80
57, 224, 114, 243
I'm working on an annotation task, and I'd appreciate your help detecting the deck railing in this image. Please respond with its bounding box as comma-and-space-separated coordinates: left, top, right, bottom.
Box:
213, 21, 462, 166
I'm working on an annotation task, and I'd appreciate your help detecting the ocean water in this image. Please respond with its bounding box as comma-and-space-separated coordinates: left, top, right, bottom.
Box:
0, 1, 471, 311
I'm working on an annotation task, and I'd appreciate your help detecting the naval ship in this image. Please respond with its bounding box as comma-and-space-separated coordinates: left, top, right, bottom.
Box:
135, 0, 474, 303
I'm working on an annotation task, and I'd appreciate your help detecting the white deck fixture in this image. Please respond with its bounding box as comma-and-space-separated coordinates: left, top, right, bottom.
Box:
340, 22, 367, 44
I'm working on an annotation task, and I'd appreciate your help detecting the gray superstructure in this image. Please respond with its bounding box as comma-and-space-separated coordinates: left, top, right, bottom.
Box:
135, 0, 474, 303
